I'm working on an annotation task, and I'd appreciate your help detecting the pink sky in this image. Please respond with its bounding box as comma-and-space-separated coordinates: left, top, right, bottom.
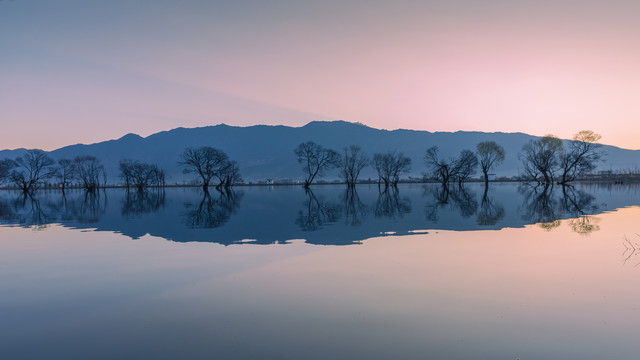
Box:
1, 1, 639, 150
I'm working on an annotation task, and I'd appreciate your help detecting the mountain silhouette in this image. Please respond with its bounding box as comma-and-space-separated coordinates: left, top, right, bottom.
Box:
1, 121, 637, 184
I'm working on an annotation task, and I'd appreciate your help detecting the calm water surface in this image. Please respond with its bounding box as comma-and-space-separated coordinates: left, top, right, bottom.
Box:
2, 183, 640, 359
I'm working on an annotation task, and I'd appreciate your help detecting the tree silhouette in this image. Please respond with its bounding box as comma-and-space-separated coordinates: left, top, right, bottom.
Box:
73, 155, 106, 192
476, 141, 505, 186
373, 151, 411, 188
519, 135, 563, 184
294, 141, 340, 189
425, 146, 478, 187
559, 130, 602, 184
340, 145, 369, 188
180, 147, 230, 192
9, 149, 55, 193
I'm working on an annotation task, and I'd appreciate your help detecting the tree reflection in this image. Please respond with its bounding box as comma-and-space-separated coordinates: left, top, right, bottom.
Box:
519, 184, 560, 228
424, 185, 477, 222
122, 189, 166, 217
375, 187, 411, 219
341, 188, 368, 226
295, 189, 341, 231
476, 188, 505, 226
0, 190, 108, 227
519, 184, 599, 235
185, 189, 243, 229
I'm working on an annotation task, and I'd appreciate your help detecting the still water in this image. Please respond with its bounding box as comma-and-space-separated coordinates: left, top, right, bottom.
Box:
1, 183, 640, 359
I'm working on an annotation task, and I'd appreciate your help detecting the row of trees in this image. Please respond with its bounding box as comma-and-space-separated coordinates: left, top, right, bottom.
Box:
294, 140, 506, 189
295, 130, 602, 189
0, 146, 244, 194
519, 130, 602, 185
0, 150, 107, 193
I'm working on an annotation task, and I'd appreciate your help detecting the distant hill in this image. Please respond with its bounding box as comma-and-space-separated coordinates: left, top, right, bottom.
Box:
1, 121, 638, 184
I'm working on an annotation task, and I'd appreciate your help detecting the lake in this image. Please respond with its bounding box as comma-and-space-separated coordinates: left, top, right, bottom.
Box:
1, 182, 640, 359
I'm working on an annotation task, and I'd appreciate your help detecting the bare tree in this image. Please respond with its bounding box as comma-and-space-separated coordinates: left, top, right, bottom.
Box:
119, 159, 165, 191
518, 135, 563, 184
55, 158, 75, 191
74, 155, 106, 192
180, 147, 230, 192
559, 130, 602, 184
340, 145, 369, 188
9, 150, 56, 193
424, 146, 454, 186
0, 159, 16, 185
218, 160, 242, 188
373, 151, 411, 188
476, 141, 506, 186
294, 141, 341, 189
425, 147, 477, 187
452, 150, 479, 186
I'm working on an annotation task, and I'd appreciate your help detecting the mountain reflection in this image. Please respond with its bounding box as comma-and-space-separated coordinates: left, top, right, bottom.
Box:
0, 183, 635, 244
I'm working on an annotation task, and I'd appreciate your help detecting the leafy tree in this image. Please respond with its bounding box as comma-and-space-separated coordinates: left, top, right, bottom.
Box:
476, 141, 506, 186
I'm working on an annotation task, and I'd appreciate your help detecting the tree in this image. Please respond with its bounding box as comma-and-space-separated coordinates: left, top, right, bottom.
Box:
180, 147, 230, 192
373, 151, 411, 188
74, 155, 106, 191
119, 159, 165, 191
425, 147, 478, 187
0, 159, 16, 185
559, 130, 602, 184
9, 149, 56, 193
218, 160, 242, 188
476, 141, 506, 186
453, 150, 479, 186
519, 135, 563, 184
340, 145, 369, 188
55, 158, 75, 191
294, 141, 341, 189
424, 146, 454, 186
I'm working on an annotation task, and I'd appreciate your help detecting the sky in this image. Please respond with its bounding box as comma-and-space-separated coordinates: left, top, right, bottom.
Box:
1, 0, 640, 150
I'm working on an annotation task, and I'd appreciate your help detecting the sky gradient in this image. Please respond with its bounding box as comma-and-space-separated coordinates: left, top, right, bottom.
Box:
2, 0, 640, 150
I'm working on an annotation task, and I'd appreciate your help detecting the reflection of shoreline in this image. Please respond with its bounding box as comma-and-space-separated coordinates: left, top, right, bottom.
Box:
0, 184, 636, 245
519, 184, 601, 235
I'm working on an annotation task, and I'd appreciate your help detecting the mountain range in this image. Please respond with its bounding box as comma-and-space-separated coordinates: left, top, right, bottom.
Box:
1, 121, 638, 184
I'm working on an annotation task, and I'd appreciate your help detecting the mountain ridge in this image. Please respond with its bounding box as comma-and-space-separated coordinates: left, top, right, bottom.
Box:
1, 121, 638, 183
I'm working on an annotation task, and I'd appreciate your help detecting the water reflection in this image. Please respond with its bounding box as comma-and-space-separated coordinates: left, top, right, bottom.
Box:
296, 190, 341, 231
519, 184, 600, 235
185, 190, 243, 229
0, 183, 638, 244
476, 188, 505, 225
424, 185, 478, 222
375, 187, 411, 219
342, 189, 368, 226
122, 189, 165, 217
0, 190, 108, 228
